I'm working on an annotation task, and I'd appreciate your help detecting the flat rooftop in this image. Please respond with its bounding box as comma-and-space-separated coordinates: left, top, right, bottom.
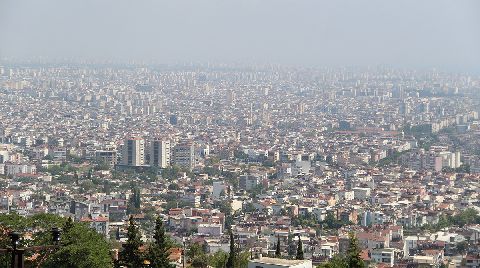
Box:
251, 257, 310, 266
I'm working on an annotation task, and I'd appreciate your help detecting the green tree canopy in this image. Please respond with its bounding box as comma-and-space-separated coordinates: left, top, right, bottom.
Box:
275, 235, 281, 258
346, 232, 366, 268
41, 222, 113, 268
208, 250, 228, 268
0, 213, 112, 268
148, 216, 174, 268
226, 231, 236, 268
316, 233, 365, 268
121, 216, 143, 268
296, 237, 304, 260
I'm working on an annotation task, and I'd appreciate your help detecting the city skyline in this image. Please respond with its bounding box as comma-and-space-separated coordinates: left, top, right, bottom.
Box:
1, 0, 480, 72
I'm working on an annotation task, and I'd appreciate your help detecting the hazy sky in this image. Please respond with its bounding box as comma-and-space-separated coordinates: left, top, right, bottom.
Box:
1, 0, 479, 71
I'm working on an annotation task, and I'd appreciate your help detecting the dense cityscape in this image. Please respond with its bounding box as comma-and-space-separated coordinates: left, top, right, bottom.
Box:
0, 62, 480, 267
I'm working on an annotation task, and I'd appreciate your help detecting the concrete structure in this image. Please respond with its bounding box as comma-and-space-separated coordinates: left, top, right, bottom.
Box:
173, 141, 195, 170
149, 139, 171, 168
239, 174, 262, 191
371, 248, 400, 267
121, 137, 145, 166
80, 216, 110, 239
5, 163, 36, 175
248, 257, 312, 268
95, 150, 118, 166
197, 223, 223, 236
212, 181, 226, 199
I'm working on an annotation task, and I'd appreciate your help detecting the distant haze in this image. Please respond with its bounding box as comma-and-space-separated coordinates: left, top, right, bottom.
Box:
1, 0, 479, 71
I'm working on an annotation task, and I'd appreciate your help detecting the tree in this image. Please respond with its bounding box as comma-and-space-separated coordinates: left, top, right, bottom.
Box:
74, 171, 79, 185
316, 234, 365, 268
214, 200, 234, 229
191, 257, 208, 268
275, 235, 281, 258
187, 242, 208, 268
168, 183, 180, 190
346, 233, 365, 268
79, 180, 95, 193
226, 231, 236, 268
243, 203, 256, 213
456, 241, 468, 254
235, 251, 250, 268
162, 166, 181, 181
134, 188, 141, 209
322, 211, 349, 229
208, 250, 228, 268
63, 216, 74, 233
287, 233, 295, 257
127, 187, 141, 214
0, 213, 114, 268
94, 160, 111, 171
0, 213, 62, 267
427, 208, 480, 231
148, 216, 174, 268
103, 181, 112, 195
234, 150, 248, 159
122, 216, 143, 268
41, 222, 113, 268
296, 236, 304, 260
317, 254, 347, 268
187, 242, 204, 260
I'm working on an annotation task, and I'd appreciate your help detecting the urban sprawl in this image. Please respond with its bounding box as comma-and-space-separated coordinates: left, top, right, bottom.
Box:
1, 63, 480, 268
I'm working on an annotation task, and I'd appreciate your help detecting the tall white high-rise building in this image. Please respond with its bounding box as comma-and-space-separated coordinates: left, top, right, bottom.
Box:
122, 137, 145, 166
149, 139, 171, 168
226, 90, 236, 105
173, 141, 195, 170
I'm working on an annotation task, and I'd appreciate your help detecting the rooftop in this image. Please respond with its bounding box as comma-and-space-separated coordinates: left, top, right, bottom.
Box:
250, 257, 311, 266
